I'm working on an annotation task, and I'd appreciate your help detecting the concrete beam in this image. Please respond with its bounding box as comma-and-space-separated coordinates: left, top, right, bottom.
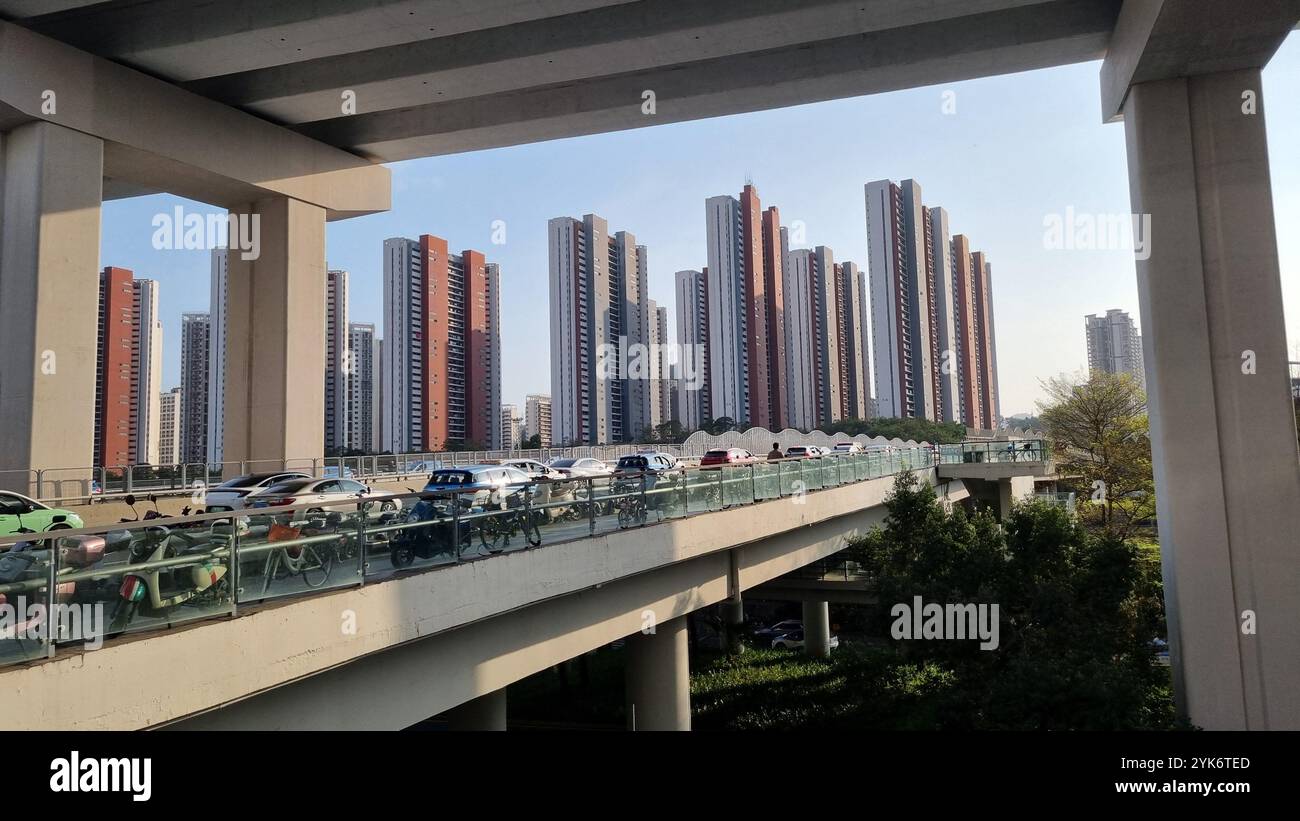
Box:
184, 0, 1075, 123
0, 20, 389, 218
0, 121, 101, 492
293, 0, 1118, 161
1100, 0, 1300, 121
14, 0, 627, 81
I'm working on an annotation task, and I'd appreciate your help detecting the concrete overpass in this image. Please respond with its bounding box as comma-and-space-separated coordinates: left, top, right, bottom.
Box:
0, 457, 1037, 731
1, 0, 1298, 730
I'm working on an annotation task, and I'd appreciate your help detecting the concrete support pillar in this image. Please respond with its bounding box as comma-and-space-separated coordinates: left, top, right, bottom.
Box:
0, 122, 102, 495
446, 688, 506, 731
802, 600, 831, 658
625, 616, 690, 730
723, 593, 744, 654
1123, 70, 1300, 729
222, 197, 326, 475
997, 475, 1035, 520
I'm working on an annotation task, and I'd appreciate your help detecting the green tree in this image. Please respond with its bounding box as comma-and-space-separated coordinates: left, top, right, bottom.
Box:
849, 472, 1171, 729
829, 416, 966, 444
1037, 371, 1155, 539
523, 433, 542, 449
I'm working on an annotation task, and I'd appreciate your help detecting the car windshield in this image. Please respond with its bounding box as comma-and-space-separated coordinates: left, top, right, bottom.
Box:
617, 456, 648, 469
549, 459, 578, 468
704, 450, 728, 458
427, 471, 473, 485
264, 479, 315, 494
787, 447, 807, 453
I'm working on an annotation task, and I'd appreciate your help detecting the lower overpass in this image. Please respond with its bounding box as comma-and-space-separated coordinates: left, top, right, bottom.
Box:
0, 449, 1048, 730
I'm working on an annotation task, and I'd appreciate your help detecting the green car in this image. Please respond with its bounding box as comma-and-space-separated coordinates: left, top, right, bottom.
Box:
0, 491, 84, 538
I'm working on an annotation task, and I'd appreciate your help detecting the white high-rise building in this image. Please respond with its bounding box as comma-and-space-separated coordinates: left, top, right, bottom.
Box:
928, 206, 960, 423
500, 404, 522, 451
1085, 309, 1146, 391
548, 214, 648, 444
647, 301, 670, 432
207, 249, 227, 464
867, 178, 937, 421
525, 394, 552, 447
704, 195, 748, 425
158, 387, 182, 466
346, 323, 381, 453
131, 279, 162, 465
325, 269, 349, 452
673, 269, 710, 431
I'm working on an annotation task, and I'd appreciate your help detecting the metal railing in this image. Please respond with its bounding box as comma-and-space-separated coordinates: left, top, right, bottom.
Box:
7, 444, 718, 505
0, 446, 938, 668
1033, 491, 1077, 516
937, 440, 1047, 464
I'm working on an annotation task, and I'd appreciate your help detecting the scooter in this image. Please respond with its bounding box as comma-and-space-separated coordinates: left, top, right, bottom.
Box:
389, 492, 471, 568
109, 522, 228, 632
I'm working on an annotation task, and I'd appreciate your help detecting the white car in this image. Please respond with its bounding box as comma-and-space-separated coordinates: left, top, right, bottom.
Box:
499, 458, 564, 480
546, 457, 613, 478
832, 442, 864, 454
771, 630, 840, 651
250, 477, 403, 512
203, 472, 312, 511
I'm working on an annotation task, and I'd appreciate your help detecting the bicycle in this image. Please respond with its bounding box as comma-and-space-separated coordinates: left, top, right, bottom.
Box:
476, 496, 543, 553
613, 478, 647, 529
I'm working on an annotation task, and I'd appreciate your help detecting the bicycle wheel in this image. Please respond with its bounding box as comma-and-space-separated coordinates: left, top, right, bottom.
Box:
300, 543, 334, 588
478, 518, 507, 553
523, 509, 542, 546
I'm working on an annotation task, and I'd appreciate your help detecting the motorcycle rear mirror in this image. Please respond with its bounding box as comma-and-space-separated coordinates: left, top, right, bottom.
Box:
124, 494, 137, 507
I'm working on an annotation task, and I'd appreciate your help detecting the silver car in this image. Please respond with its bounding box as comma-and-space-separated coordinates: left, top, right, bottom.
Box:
251, 477, 403, 511
204, 472, 312, 511
423, 465, 534, 508
545, 457, 613, 478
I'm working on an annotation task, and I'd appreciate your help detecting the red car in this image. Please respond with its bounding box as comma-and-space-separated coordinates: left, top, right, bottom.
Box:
699, 448, 757, 468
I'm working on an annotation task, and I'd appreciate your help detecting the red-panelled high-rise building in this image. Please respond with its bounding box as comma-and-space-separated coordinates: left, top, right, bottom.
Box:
971, 250, 998, 427
738, 184, 770, 429
951, 234, 984, 430
95, 267, 134, 467
761, 205, 787, 429
383, 234, 502, 453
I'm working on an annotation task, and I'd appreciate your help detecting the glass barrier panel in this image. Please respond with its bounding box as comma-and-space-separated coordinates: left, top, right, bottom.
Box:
721, 464, 752, 507
233, 504, 365, 604
528, 478, 602, 545
0, 540, 55, 665
38, 522, 234, 642
685, 468, 724, 513
753, 462, 782, 500
367, 492, 463, 577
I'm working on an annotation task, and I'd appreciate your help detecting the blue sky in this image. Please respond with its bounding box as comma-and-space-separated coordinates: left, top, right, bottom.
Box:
102, 32, 1300, 418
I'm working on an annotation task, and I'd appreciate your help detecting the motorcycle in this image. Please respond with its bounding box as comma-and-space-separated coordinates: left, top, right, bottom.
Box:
109, 521, 229, 633
389, 492, 471, 568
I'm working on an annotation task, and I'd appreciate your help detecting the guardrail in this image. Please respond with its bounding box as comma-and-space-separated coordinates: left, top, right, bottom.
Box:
937, 441, 1047, 464
0, 446, 939, 668
7, 444, 701, 505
